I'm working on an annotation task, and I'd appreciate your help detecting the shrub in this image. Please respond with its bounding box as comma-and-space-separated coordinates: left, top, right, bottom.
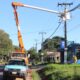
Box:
38, 64, 80, 80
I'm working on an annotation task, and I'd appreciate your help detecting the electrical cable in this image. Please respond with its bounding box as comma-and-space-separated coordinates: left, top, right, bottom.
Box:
41, 20, 63, 46
32, 21, 63, 47
48, 20, 63, 38
68, 24, 80, 33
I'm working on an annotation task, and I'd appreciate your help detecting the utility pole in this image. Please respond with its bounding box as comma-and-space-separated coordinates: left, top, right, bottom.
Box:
39, 32, 46, 51
58, 2, 73, 63
39, 32, 46, 63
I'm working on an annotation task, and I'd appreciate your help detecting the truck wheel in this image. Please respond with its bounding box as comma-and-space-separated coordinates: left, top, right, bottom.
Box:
23, 75, 27, 80
3, 74, 8, 80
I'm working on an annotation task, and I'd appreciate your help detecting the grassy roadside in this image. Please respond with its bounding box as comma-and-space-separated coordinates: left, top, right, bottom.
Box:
32, 70, 41, 80
37, 64, 80, 80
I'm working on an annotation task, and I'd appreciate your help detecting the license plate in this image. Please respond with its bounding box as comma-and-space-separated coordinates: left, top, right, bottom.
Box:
12, 72, 17, 74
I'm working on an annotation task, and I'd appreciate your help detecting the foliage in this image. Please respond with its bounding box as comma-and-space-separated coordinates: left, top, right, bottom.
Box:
28, 48, 40, 64
67, 42, 80, 60
28, 48, 37, 59
37, 64, 80, 80
0, 29, 13, 55
42, 36, 64, 51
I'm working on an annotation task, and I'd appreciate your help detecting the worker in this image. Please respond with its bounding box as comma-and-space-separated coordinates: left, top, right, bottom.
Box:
72, 55, 77, 63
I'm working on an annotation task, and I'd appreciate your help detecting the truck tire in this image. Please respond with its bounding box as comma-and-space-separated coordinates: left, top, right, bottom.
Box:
23, 74, 27, 80
3, 74, 8, 80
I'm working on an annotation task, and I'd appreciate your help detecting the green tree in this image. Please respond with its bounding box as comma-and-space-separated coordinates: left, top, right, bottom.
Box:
43, 36, 64, 51
28, 48, 37, 59
43, 38, 53, 51
28, 47, 39, 64
0, 29, 13, 55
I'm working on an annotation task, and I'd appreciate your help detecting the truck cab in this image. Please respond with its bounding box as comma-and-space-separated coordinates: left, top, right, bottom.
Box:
10, 52, 28, 65
3, 59, 29, 80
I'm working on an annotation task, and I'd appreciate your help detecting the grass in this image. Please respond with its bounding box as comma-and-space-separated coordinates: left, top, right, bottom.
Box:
32, 70, 41, 80
37, 64, 80, 80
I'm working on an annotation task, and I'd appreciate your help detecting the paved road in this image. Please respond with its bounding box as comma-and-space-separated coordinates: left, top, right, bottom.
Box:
0, 71, 32, 80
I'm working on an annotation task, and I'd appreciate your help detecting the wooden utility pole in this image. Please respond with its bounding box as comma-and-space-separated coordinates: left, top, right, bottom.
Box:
58, 2, 73, 63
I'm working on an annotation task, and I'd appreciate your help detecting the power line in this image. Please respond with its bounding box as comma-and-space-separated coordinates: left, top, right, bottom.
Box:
41, 21, 62, 47
32, 21, 62, 48
68, 24, 80, 33
49, 20, 63, 38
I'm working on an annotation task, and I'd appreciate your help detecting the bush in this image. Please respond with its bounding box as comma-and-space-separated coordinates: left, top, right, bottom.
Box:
38, 64, 80, 80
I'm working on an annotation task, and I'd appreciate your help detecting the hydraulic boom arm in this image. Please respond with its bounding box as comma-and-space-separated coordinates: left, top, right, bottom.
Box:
12, 4, 25, 53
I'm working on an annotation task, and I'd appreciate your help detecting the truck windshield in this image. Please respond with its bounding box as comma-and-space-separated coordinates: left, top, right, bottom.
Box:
8, 60, 26, 66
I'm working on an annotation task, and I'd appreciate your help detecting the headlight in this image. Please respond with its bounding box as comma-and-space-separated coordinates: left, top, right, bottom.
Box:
20, 69, 26, 73
21, 69, 26, 72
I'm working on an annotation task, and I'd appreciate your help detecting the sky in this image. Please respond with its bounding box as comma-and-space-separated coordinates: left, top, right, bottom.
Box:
0, 0, 80, 50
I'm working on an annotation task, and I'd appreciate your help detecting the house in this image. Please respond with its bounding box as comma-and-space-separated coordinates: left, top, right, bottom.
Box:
46, 51, 60, 63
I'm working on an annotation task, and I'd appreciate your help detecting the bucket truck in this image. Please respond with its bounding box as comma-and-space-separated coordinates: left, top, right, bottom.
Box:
11, 2, 28, 65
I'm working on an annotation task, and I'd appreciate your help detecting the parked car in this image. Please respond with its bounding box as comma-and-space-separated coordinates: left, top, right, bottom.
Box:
3, 59, 29, 80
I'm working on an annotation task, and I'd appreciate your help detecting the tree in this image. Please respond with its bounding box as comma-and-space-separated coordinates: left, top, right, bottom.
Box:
42, 38, 53, 51
0, 29, 13, 55
43, 36, 64, 51
28, 47, 39, 64
68, 42, 80, 60
28, 48, 37, 59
